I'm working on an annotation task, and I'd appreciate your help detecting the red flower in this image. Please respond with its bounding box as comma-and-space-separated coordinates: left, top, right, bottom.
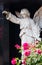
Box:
23, 43, 30, 50
35, 49, 42, 54
24, 50, 31, 56
15, 44, 20, 49
11, 58, 17, 65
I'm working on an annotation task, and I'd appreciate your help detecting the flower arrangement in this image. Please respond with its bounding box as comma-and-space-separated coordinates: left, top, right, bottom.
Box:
11, 41, 42, 65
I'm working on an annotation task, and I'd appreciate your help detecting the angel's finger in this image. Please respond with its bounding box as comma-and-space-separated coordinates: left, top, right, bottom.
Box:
15, 11, 20, 15
2, 11, 8, 14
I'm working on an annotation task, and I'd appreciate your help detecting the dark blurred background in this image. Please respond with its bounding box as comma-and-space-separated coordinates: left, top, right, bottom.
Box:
0, 0, 42, 65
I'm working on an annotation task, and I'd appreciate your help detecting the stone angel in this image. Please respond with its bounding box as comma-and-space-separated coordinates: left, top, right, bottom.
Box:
2, 9, 41, 45
2, 9, 41, 64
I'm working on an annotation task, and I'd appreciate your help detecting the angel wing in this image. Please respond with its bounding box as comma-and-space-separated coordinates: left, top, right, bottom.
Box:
33, 6, 42, 30
33, 6, 42, 41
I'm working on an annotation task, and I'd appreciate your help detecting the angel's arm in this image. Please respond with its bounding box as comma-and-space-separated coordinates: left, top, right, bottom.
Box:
2, 11, 20, 24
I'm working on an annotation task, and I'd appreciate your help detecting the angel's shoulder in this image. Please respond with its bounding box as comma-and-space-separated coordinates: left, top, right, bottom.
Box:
29, 18, 34, 22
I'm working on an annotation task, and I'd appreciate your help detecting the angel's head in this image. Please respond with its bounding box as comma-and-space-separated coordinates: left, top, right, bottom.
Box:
15, 9, 30, 18
20, 9, 30, 18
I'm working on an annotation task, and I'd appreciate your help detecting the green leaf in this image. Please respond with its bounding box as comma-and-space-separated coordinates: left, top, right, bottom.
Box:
19, 50, 22, 53
16, 58, 19, 60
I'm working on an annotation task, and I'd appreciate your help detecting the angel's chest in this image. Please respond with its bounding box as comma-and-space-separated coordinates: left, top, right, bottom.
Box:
20, 19, 29, 27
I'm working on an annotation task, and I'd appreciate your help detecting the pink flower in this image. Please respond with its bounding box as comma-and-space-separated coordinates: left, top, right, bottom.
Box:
15, 44, 20, 49
22, 60, 26, 65
24, 50, 31, 56
35, 40, 39, 44
35, 49, 42, 54
30, 44, 35, 48
11, 58, 17, 65
23, 43, 30, 50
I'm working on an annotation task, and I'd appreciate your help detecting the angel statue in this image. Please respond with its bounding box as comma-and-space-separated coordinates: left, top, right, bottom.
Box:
2, 9, 41, 45
2, 9, 41, 64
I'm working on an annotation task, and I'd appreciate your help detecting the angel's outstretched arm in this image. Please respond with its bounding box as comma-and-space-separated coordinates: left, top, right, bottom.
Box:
2, 11, 20, 24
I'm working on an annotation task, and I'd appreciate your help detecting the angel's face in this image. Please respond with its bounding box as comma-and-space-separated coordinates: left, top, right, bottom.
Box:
20, 9, 30, 18
21, 13, 30, 18
21, 14, 28, 18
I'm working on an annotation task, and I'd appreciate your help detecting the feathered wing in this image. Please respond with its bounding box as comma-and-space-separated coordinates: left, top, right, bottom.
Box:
33, 7, 42, 41
33, 6, 42, 29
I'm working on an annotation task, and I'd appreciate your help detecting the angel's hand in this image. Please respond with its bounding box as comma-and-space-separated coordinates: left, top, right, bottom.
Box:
15, 11, 20, 16
15, 11, 22, 18
2, 11, 10, 17
2, 11, 9, 14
